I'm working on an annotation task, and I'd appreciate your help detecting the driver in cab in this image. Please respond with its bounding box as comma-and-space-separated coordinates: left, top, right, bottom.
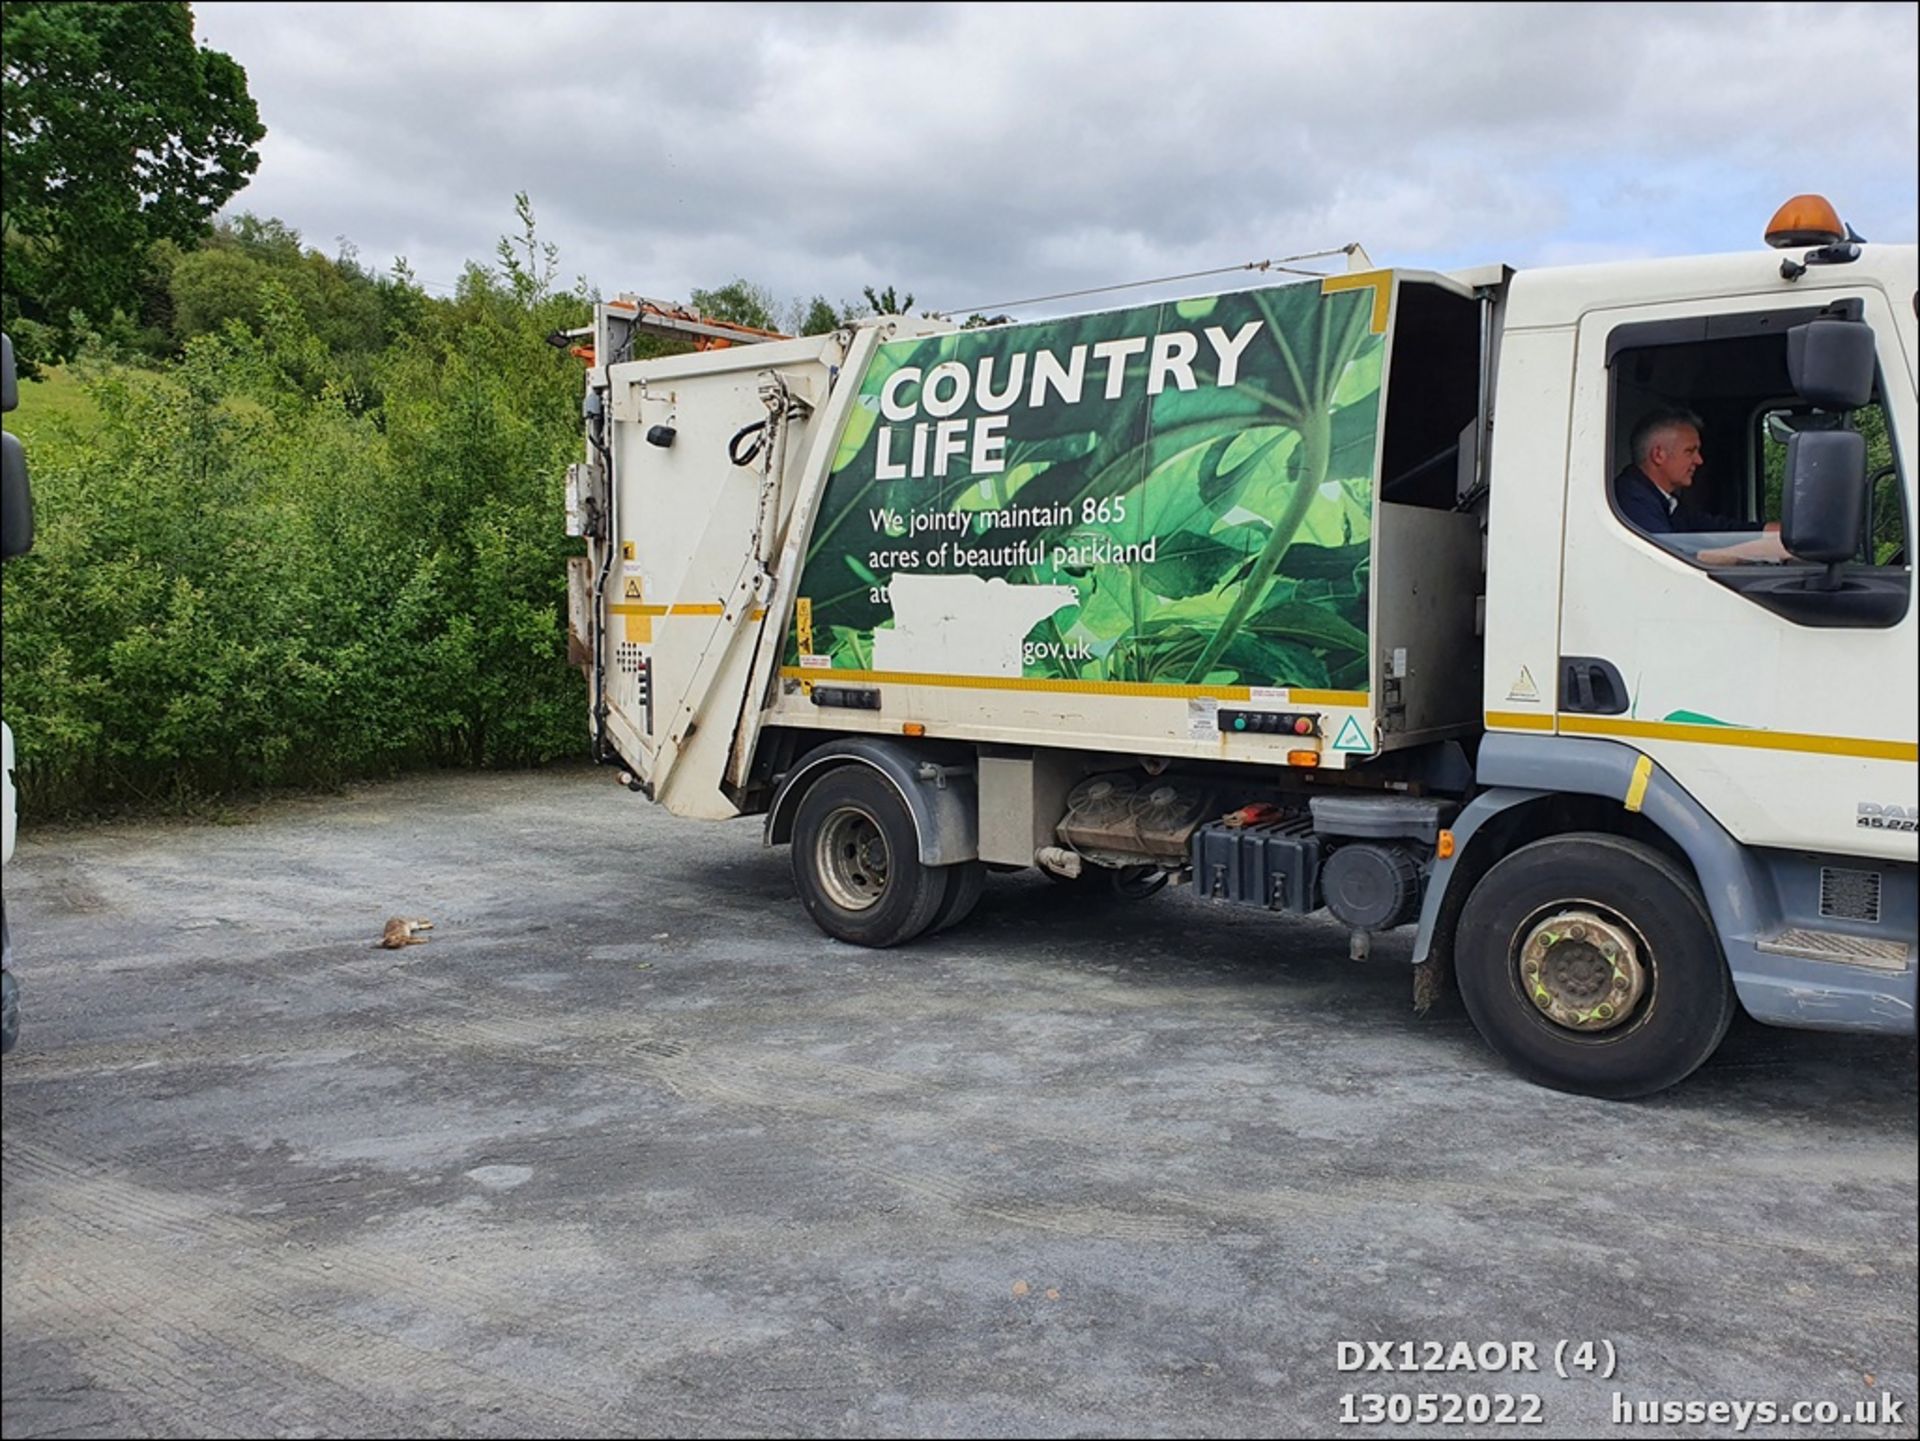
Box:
1614, 408, 1786, 564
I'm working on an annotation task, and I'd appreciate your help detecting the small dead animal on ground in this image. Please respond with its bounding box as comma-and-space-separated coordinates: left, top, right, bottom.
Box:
377, 917, 434, 949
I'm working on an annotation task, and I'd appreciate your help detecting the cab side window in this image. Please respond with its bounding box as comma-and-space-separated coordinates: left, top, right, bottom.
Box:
1608, 305, 1909, 627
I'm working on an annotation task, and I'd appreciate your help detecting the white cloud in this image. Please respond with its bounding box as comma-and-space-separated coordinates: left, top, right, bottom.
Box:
193, 0, 1919, 314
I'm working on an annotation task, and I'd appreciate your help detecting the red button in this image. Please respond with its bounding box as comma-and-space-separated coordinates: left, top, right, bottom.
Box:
1295, 717, 1313, 735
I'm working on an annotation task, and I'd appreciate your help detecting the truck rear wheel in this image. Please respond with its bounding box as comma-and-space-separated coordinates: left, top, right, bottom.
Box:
1455, 832, 1735, 1099
931, 861, 986, 932
791, 767, 948, 947
1045, 863, 1168, 899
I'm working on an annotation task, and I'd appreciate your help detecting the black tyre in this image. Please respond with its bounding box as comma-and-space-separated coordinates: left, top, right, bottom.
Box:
1, 967, 18, 1057
931, 861, 987, 933
1044, 863, 1167, 899
790, 767, 948, 947
1108, 864, 1170, 900
1455, 832, 1735, 1099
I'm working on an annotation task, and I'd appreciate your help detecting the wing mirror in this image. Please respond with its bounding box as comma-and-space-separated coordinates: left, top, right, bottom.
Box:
1781, 428, 1866, 587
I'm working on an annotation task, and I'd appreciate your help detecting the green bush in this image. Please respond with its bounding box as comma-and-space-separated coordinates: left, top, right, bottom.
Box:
1, 246, 591, 814
1, 193, 863, 817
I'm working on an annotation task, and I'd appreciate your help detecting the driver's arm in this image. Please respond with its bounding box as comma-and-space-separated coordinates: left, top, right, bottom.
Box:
1695, 533, 1791, 566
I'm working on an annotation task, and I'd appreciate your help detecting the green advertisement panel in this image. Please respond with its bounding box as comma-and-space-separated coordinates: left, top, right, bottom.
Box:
791, 277, 1385, 693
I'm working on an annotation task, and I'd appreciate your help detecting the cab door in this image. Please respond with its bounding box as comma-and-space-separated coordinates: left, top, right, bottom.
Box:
1557, 287, 1916, 861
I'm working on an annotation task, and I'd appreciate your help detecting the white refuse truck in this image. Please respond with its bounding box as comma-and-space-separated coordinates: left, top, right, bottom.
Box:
562, 197, 1916, 1097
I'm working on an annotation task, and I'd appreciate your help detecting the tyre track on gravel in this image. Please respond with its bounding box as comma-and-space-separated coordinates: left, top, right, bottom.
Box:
5, 1135, 620, 1436
381, 1000, 1918, 1309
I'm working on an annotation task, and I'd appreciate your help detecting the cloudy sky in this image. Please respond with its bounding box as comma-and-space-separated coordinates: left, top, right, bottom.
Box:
194, 1, 1918, 320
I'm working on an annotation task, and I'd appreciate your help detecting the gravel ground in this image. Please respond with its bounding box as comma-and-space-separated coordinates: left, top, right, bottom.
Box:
2, 763, 1915, 1439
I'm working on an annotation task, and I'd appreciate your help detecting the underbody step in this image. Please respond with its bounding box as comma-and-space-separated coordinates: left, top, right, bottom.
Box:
1754, 927, 1912, 971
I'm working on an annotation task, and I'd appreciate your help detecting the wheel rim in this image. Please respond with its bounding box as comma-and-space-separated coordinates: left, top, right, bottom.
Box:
815, 805, 891, 912
1516, 907, 1648, 1033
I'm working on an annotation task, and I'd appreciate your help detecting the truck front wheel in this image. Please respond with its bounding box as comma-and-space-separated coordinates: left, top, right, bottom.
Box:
791, 767, 949, 947
1455, 833, 1735, 1099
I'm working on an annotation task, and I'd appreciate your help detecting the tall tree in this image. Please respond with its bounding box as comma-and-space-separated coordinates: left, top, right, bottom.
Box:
2, 1, 264, 363
861, 284, 915, 316
689, 278, 781, 333
796, 296, 841, 336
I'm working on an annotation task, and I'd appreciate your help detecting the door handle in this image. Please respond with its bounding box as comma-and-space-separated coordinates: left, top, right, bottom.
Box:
1560, 656, 1630, 715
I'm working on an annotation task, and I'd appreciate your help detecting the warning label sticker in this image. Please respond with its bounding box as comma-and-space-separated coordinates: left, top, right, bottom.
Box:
1332, 716, 1373, 753
795, 597, 815, 657
1188, 698, 1221, 742
1506, 665, 1541, 703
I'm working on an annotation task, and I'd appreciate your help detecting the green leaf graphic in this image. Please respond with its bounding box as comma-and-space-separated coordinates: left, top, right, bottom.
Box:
791, 279, 1383, 690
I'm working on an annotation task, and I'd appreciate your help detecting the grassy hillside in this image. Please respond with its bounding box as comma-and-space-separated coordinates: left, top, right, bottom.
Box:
8, 365, 106, 442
